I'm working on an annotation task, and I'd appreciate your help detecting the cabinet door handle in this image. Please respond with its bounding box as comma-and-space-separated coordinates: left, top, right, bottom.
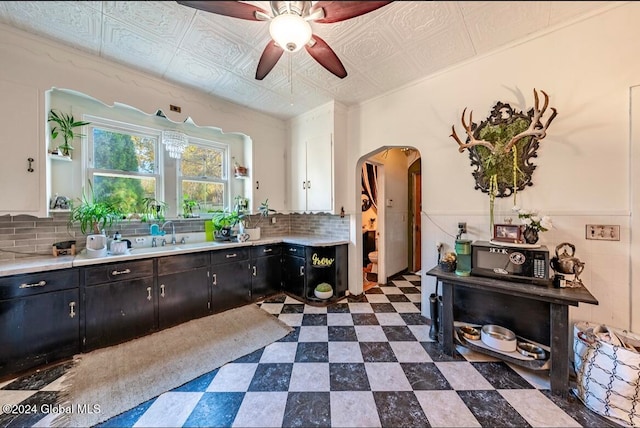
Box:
302, 181, 306, 190
307, 180, 311, 189
256, 180, 260, 190
252, 266, 257, 276
289, 248, 297, 253
112, 268, 131, 276
263, 248, 273, 253
299, 266, 304, 276
69, 301, 76, 318
19, 280, 46, 289
27, 157, 34, 173
160, 284, 165, 298
225, 253, 237, 258
146, 287, 152, 301
212, 273, 217, 286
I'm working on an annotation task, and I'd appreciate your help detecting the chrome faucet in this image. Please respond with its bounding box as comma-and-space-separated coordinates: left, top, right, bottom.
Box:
162, 221, 176, 245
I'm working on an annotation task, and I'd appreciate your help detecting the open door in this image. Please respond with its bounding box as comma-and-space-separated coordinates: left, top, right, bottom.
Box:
408, 159, 421, 273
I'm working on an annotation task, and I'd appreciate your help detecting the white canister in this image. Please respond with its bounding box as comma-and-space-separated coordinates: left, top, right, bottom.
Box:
110, 240, 128, 255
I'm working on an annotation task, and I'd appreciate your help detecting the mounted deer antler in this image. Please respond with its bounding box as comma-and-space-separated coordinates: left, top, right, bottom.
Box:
450, 89, 557, 155
450, 108, 496, 153
502, 88, 558, 153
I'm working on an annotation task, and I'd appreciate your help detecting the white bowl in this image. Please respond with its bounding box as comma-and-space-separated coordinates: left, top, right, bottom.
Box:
481, 325, 517, 352
314, 289, 333, 299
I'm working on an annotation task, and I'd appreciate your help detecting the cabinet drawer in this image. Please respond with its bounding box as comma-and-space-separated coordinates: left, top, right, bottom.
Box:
0, 268, 79, 300
157, 252, 209, 276
283, 244, 305, 258
251, 244, 282, 259
211, 247, 249, 265
84, 259, 154, 286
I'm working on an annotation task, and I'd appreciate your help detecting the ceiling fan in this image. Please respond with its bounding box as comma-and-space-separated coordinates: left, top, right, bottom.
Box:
176, 1, 393, 80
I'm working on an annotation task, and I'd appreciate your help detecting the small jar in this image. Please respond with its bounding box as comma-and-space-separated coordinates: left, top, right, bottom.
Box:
553, 274, 566, 288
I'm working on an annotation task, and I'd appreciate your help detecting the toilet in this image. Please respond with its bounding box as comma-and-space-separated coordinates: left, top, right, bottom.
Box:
368, 251, 378, 273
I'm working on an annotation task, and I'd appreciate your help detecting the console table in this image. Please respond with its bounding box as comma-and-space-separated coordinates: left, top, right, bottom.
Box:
427, 266, 599, 397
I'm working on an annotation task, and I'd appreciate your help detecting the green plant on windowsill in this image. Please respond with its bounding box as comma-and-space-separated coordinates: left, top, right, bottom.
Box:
140, 197, 167, 222
69, 181, 123, 235
183, 195, 200, 218
48, 109, 91, 157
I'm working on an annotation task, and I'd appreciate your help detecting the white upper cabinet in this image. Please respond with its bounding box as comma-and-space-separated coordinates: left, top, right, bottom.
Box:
0, 80, 44, 217
287, 101, 346, 214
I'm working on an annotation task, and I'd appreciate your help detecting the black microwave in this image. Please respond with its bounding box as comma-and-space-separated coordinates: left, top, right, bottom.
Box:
471, 241, 551, 285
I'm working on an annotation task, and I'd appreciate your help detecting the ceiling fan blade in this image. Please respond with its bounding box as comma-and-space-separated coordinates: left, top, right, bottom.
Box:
176, 1, 268, 21
305, 35, 347, 79
310, 1, 393, 24
256, 42, 284, 80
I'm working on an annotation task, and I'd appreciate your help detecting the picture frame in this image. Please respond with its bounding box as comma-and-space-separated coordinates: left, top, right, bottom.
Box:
493, 223, 523, 243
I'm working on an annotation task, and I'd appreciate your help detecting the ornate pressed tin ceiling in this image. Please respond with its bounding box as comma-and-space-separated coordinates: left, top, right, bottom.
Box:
0, 1, 617, 120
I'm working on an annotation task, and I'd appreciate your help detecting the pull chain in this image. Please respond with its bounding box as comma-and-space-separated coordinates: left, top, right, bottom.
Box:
289, 54, 293, 106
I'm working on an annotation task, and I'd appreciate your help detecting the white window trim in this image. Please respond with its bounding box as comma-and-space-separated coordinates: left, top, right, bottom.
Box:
177, 136, 230, 216
84, 115, 164, 203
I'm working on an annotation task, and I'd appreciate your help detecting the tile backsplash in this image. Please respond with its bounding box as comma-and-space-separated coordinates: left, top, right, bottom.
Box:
0, 212, 350, 261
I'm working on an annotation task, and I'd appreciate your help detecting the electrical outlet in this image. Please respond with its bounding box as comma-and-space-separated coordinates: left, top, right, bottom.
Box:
271, 217, 276, 224
135, 237, 146, 243
457, 222, 467, 234
586, 224, 620, 241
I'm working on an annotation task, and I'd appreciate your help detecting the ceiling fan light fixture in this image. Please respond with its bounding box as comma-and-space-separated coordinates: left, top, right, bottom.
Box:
269, 13, 312, 52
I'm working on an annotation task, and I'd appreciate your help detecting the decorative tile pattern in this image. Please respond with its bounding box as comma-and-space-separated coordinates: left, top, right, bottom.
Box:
0, 1, 614, 119
0, 274, 621, 427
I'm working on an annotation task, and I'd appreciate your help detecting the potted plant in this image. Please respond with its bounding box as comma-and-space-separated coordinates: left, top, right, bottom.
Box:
183, 195, 200, 218
314, 283, 333, 299
69, 181, 123, 235
48, 109, 91, 157
140, 197, 167, 222
238, 199, 276, 241
211, 209, 243, 241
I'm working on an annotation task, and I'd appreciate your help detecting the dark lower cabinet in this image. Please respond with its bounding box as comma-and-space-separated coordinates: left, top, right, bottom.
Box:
157, 253, 210, 330
83, 260, 155, 351
283, 249, 305, 298
282, 244, 348, 304
251, 244, 282, 301
211, 248, 251, 313
1, 240, 350, 378
0, 289, 79, 377
0, 269, 80, 377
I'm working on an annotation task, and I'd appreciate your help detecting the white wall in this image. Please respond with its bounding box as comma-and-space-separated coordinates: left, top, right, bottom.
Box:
347, 3, 640, 330
0, 23, 287, 215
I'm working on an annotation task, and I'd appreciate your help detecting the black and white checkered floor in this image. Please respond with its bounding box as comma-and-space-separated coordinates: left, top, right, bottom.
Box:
0, 273, 620, 427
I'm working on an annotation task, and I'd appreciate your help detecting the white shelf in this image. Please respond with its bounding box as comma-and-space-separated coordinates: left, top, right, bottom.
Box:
48, 153, 72, 162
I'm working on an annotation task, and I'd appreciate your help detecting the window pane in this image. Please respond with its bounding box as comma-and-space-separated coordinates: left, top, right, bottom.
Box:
182, 180, 224, 213
94, 174, 156, 214
181, 145, 223, 179
93, 128, 156, 173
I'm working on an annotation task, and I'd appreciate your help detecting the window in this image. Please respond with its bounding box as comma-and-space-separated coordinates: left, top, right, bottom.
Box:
179, 138, 228, 217
87, 119, 161, 215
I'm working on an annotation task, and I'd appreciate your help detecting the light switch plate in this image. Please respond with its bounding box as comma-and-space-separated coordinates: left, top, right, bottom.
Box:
585, 224, 620, 241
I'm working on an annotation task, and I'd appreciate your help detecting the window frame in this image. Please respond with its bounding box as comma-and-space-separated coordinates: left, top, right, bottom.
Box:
177, 136, 230, 217
84, 115, 164, 211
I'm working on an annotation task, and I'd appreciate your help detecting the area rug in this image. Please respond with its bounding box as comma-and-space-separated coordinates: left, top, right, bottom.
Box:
51, 304, 292, 427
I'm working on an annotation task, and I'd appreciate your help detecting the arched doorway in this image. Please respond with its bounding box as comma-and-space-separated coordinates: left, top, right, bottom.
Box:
355, 147, 422, 294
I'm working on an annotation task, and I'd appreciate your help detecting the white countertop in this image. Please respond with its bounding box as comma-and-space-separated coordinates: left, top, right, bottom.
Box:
0, 235, 349, 277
